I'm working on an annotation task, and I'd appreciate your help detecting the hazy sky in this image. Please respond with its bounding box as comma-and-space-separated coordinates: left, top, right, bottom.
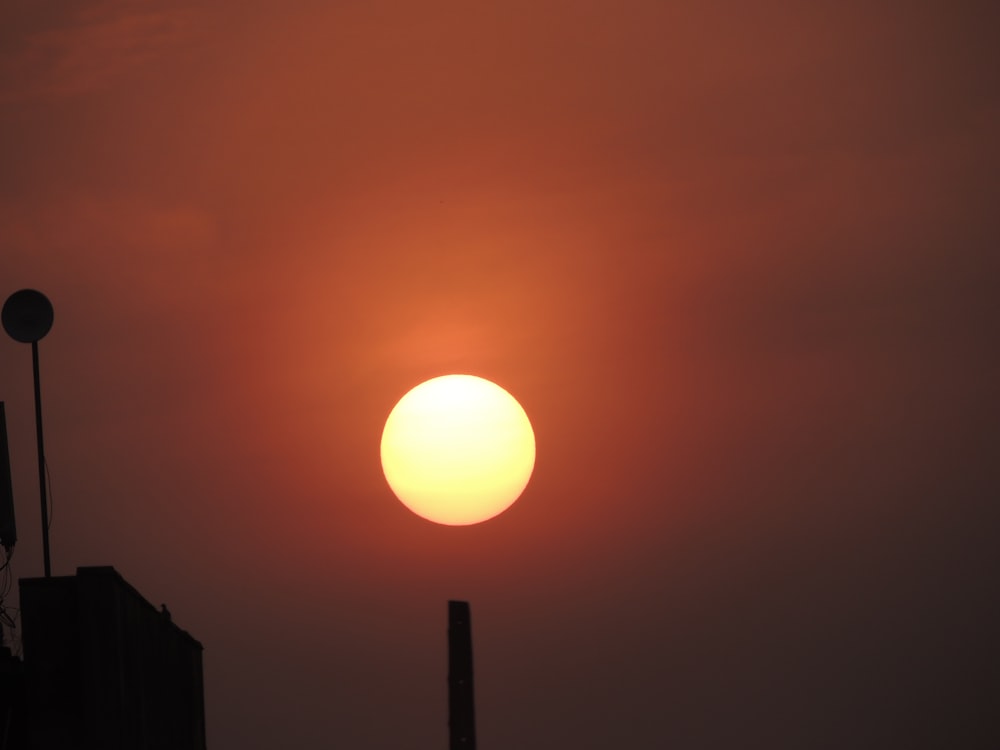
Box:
2, 1, 998, 747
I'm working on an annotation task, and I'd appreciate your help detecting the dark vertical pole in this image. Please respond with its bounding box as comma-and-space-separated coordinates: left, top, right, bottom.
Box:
448, 600, 476, 750
31, 341, 51, 578
0, 402, 16, 549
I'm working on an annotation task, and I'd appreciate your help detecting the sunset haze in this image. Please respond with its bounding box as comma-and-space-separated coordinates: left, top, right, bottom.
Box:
1, 1, 997, 747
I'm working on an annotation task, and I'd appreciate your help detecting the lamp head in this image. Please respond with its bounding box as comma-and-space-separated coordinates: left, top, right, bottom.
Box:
2, 289, 54, 343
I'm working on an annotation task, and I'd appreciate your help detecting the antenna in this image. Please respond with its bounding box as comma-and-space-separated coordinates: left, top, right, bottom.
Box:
0, 403, 15, 551
2, 289, 54, 577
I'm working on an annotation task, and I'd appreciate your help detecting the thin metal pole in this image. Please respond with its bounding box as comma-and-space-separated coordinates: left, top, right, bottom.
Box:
31, 341, 51, 578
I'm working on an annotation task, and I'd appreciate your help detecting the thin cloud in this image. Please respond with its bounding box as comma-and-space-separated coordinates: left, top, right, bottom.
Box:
1, 192, 219, 312
0, 0, 205, 103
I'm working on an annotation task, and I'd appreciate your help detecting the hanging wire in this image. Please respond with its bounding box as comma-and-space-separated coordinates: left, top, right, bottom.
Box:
0, 544, 15, 645
0, 546, 12, 596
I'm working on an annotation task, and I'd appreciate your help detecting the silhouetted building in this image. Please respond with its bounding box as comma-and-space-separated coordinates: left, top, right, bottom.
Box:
1, 639, 28, 749
16, 566, 205, 750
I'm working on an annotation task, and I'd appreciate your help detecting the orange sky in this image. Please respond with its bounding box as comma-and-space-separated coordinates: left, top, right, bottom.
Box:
2, 1, 998, 747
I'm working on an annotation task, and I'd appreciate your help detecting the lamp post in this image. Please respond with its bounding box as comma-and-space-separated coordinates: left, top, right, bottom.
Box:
2, 289, 55, 577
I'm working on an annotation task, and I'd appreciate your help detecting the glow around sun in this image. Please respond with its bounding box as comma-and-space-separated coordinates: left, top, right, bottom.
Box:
380, 374, 536, 525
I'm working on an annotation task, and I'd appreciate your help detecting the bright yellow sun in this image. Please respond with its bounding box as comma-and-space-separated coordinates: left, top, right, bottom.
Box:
380, 374, 536, 525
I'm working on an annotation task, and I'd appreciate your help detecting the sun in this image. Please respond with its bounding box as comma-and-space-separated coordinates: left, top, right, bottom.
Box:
380, 374, 536, 525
